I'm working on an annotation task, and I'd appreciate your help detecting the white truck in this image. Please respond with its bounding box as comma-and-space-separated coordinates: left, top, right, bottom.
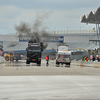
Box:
56, 45, 71, 67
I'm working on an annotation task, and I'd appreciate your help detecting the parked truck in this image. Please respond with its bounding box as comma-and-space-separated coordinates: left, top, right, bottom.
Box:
26, 39, 43, 66
56, 45, 71, 67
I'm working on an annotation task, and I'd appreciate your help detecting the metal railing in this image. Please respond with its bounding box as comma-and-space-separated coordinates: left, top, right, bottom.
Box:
7, 29, 97, 35
48, 30, 97, 34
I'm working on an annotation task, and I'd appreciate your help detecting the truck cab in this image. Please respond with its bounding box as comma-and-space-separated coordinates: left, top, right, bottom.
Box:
56, 45, 71, 67
26, 43, 43, 66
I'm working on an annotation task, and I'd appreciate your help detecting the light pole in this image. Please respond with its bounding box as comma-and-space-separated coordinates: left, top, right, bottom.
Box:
89, 26, 90, 33
80, 27, 81, 33
54, 27, 56, 34
67, 27, 68, 33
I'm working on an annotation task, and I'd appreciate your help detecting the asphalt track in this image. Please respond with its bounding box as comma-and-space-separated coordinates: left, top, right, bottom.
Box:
0, 60, 100, 100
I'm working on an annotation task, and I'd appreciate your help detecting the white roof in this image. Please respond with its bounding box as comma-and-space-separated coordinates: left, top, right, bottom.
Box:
58, 51, 71, 55
80, 7, 100, 24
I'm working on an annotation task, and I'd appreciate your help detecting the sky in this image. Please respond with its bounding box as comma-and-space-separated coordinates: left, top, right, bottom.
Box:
0, 0, 100, 35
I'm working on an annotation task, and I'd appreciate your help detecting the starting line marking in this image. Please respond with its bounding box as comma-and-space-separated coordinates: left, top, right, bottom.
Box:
93, 65, 100, 67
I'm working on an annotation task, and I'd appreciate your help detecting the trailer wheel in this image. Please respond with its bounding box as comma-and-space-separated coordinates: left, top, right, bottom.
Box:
10, 57, 14, 61
16, 59, 18, 62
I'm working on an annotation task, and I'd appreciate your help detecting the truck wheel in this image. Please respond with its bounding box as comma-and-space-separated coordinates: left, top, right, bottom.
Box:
65, 63, 70, 67
10, 57, 14, 61
67, 65, 70, 67
26, 60, 30, 64
16, 59, 18, 62
56, 61, 58, 64
37, 62, 41, 66
5, 57, 9, 61
56, 63, 60, 67
37, 64, 41, 66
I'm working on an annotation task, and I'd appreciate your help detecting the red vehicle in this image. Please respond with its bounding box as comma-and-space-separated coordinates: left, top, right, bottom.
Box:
0, 45, 3, 56
0, 50, 3, 56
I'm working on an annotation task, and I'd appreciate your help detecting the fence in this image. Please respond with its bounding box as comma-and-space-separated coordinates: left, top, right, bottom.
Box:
0, 56, 5, 63
7, 30, 97, 35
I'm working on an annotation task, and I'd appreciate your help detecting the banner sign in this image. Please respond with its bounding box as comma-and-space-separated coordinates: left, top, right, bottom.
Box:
19, 36, 31, 42
19, 36, 64, 43
50, 36, 64, 43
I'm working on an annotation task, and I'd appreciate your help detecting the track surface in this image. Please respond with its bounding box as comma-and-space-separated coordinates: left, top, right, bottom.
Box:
0, 60, 100, 100
0, 60, 100, 75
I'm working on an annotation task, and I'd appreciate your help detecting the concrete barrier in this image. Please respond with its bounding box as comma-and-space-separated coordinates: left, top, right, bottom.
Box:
72, 61, 100, 67
0, 56, 5, 63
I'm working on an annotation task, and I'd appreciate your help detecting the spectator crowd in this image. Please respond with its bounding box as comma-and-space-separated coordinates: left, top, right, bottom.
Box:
83, 55, 100, 62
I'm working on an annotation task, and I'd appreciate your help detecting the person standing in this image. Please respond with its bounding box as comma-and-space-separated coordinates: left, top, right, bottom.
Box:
84, 56, 86, 61
86, 56, 89, 62
46, 54, 49, 66
92, 56, 95, 61
96, 55, 99, 62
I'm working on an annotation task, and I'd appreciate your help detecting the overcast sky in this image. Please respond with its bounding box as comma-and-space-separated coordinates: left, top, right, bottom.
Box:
0, 0, 100, 34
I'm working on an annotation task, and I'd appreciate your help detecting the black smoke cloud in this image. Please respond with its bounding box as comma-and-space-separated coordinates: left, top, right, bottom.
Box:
15, 12, 52, 50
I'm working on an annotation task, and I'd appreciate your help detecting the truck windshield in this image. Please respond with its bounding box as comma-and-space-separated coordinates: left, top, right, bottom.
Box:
28, 46, 41, 51
9, 52, 14, 55
58, 54, 70, 58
